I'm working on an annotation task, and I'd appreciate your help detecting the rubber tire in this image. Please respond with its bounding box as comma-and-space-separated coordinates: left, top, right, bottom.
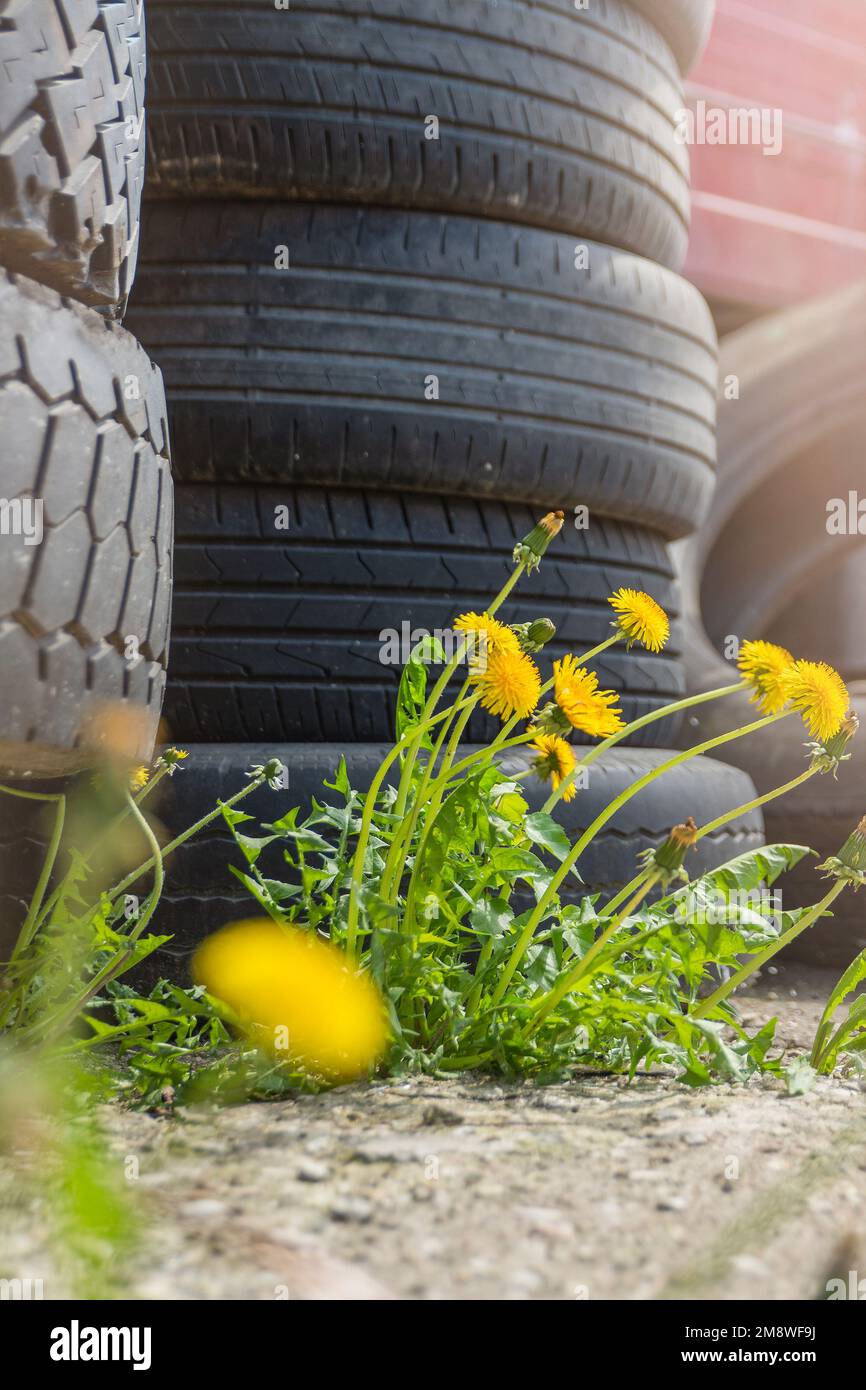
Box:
676, 282, 866, 644
164, 484, 685, 746
0, 743, 765, 988
0, 270, 173, 778
144, 0, 690, 269
672, 582, 866, 971
0, 0, 146, 318
125, 203, 718, 540
626, 0, 715, 74
769, 547, 866, 682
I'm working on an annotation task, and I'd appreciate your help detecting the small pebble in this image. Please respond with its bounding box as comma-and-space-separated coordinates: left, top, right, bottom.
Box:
297, 1160, 330, 1183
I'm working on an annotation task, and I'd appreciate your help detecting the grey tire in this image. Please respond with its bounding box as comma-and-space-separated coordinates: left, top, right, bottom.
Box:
0, 0, 146, 318
0, 270, 173, 778
626, 0, 715, 74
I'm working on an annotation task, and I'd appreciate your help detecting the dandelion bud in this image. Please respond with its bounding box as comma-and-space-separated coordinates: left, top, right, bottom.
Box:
808, 710, 859, 776
511, 618, 557, 653
531, 700, 572, 736
156, 747, 189, 775
818, 816, 866, 889
250, 756, 286, 789
642, 817, 698, 884
512, 511, 565, 573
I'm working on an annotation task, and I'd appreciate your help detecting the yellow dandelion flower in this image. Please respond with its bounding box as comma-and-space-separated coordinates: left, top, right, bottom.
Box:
608, 588, 670, 652
453, 611, 520, 664
737, 639, 795, 715
785, 660, 850, 742
193, 919, 388, 1082
553, 655, 625, 738
470, 646, 541, 721
130, 765, 150, 791
530, 733, 578, 802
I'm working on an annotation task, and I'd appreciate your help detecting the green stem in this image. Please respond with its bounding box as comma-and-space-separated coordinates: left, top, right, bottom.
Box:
401, 696, 483, 935
9, 793, 66, 963
691, 880, 846, 1021
598, 867, 655, 919
493, 709, 788, 1007
390, 562, 529, 835
344, 696, 475, 959
33, 792, 168, 1045
31, 765, 171, 937
599, 764, 819, 919
527, 872, 661, 1033
381, 678, 472, 901
0, 785, 64, 803
104, 773, 268, 908
695, 766, 817, 840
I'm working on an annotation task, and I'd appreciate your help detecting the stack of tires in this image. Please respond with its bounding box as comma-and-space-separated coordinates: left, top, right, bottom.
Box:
115, 0, 766, 966
0, 3, 171, 780
0, 2, 173, 950
677, 284, 866, 967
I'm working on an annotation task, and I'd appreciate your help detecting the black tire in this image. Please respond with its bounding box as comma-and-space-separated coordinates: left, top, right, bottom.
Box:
0, 743, 764, 987
626, 0, 715, 74
125, 203, 718, 540
0, 0, 146, 318
144, 0, 690, 269
166, 489, 686, 750
164, 484, 685, 746
0, 270, 173, 778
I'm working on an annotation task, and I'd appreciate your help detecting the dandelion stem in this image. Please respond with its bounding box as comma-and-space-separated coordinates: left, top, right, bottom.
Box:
527, 872, 661, 1033
10, 792, 66, 963
695, 767, 817, 840
344, 697, 475, 958
104, 773, 268, 907
33, 792, 168, 1044
598, 765, 818, 919
492, 710, 788, 1007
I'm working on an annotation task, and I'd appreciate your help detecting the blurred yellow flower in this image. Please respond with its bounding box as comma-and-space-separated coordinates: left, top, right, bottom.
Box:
130, 765, 150, 791
469, 646, 541, 721
609, 589, 669, 652
530, 733, 578, 802
553, 655, 624, 738
785, 660, 850, 742
193, 919, 389, 1081
737, 639, 794, 715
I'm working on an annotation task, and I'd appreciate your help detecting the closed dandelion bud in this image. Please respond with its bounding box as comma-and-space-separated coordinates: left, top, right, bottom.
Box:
531, 700, 572, 736
512, 511, 565, 572
511, 618, 557, 653
819, 816, 866, 889
250, 756, 286, 789
641, 817, 698, 885
808, 710, 859, 776
157, 747, 189, 775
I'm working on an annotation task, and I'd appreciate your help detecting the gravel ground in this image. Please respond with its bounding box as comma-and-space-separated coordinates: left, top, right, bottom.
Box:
2, 962, 865, 1301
